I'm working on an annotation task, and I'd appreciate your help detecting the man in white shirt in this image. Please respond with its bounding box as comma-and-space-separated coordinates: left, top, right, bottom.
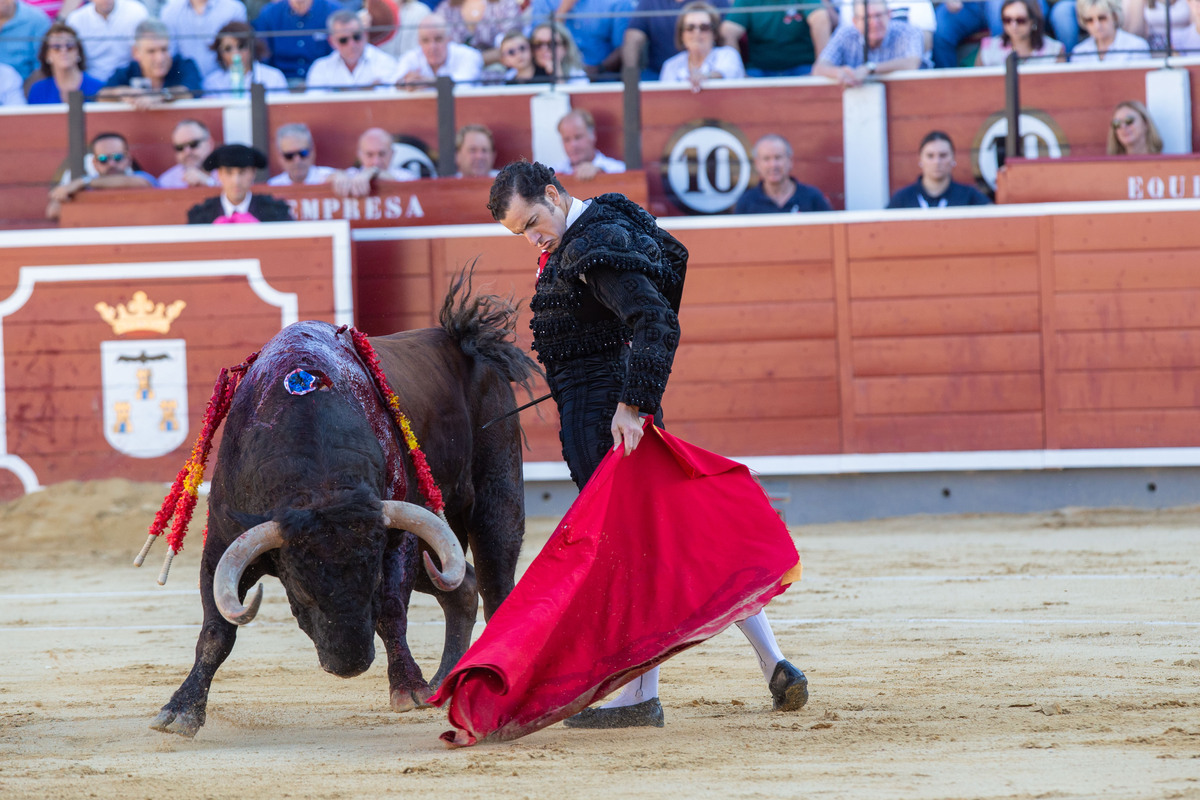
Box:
159, 0, 247, 77
0, 61, 24, 104
553, 108, 626, 180
267, 122, 336, 186
393, 12, 483, 88
305, 9, 398, 91
65, 0, 149, 83
329, 127, 419, 197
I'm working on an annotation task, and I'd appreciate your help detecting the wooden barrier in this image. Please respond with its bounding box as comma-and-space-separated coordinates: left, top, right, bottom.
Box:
995, 154, 1200, 203
57, 172, 648, 229
0, 222, 351, 500
352, 201, 1200, 464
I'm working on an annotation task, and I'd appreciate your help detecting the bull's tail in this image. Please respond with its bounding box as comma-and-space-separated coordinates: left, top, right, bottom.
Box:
439, 262, 541, 398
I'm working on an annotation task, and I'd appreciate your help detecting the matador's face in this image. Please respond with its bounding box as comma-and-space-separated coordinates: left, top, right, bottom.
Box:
499, 185, 569, 255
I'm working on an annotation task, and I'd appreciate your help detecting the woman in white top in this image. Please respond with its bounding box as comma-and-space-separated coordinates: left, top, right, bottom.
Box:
201, 21, 289, 95
1070, 0, 1153, 59
976, 0, 1066, 64
658, 1, 745, 88
1123, 0, 1191, 51
529, 21, 590, 85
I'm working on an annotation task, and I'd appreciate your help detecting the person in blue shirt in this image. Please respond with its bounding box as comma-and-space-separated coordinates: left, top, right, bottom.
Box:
887, 131, 992, 209
99, 19, 204, 107
735, 134, 832, 214
0, 0, 51, 80
46, 131, 158, 220
530, 0, 633, 78
27, 23, 106, 104
253, 0, 343, 81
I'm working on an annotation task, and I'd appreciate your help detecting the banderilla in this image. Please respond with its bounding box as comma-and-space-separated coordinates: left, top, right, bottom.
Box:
480, 392, 553, 430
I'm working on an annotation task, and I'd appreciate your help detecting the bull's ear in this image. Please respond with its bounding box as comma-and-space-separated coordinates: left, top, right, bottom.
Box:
227, 509, 272, 531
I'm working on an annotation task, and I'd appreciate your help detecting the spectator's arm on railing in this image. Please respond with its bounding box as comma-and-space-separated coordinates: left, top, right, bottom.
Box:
719, 19, 745, 48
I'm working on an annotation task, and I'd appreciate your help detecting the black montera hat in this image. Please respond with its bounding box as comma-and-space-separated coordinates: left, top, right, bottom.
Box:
202, 144, 268, 171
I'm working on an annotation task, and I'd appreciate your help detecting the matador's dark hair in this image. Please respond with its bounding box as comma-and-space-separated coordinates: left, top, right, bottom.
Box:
487, 159, 565, 221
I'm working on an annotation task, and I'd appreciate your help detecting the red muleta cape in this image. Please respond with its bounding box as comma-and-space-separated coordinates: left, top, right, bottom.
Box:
429, 423, 802, 746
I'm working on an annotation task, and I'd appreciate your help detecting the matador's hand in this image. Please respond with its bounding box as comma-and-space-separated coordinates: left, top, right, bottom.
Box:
611, 402, 644, 456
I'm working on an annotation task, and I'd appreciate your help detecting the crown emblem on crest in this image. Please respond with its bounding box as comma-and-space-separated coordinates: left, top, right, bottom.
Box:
95, 291, 187, 335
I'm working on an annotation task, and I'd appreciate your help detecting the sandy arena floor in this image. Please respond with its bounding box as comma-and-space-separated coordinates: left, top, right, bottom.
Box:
1, 479, 1198, 799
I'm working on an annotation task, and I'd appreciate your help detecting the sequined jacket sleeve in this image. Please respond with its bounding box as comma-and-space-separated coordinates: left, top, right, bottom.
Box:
584, 266, 680, 415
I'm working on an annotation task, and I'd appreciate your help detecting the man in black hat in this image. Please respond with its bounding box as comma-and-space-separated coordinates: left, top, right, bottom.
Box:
187, 144, 294, 224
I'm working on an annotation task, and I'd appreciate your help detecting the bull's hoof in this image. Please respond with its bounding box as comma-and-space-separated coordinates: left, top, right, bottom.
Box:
150, 708, 203, 738
390, 685, 435, 713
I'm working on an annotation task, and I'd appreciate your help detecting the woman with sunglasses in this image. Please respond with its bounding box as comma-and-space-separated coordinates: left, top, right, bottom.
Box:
27, 22, 104, 104
529, 21, 590, 84
1106, 99, 1163, 155
1070, 0, 1151, 59
201, 21, 288, 95
975, 0, 1065, 63
658, 1, 744, 88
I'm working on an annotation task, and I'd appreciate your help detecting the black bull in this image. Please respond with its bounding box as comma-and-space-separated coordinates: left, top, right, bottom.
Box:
150, 275, 538, 737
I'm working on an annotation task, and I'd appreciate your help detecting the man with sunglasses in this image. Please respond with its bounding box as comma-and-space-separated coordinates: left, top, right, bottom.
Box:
159, 119, 219, 189
305, 8, 397, 91
267, 122, 336, 186
46, 131, 157, 220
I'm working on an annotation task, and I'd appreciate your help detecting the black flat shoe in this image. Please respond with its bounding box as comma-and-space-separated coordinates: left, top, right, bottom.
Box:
563, 698, 665, 729
769, 660, 809, 712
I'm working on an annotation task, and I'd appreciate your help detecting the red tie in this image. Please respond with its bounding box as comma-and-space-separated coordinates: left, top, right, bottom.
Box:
536, 251, 549, 280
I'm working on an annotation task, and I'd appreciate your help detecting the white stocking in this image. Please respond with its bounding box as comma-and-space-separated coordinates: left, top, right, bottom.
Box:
736, 609, 785, 682
600, 666, 660, 708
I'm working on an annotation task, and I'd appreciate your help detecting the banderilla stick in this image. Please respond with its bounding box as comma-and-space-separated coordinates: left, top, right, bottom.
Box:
481, 392, 553, 430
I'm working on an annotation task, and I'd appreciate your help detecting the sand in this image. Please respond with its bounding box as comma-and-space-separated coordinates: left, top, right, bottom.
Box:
1, 480, 1199, 799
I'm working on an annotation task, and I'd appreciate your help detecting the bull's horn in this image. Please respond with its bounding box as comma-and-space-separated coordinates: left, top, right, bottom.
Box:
213, 520, 283, 625
380, 501, 465, 591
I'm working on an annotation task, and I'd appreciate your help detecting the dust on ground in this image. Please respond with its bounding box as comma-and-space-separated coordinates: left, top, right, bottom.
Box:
2, 480, 1199, 799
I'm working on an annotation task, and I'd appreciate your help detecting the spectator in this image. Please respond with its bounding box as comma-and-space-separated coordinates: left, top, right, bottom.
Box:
454, 123, 498, 177
159, 0, 248, 78
530, 0, 633, 78
553, 107, 625, 179
813, 0, 922, 86
933, 0, 1053, 68
622, 0, 729, 80
375, 0, 433, 62
735, 134, 831, 214
658, 1, 744, 87
1070, 0, 1151, 59
159, 118, 218, 188
305, 8, 399, 90
1123, 0, 1190, 51
187, 144, 294, 223
719, 0, 834, 77
330, 127, 419, 197
202, 20, 288, 94
27, 22, 104, 103
46, 131, 157, 220
100, 19, 204, 107
434, 0, 521, 63
976, 0, 1066, 63
64, 0, 148, 83
252, 0, 341, 81
267, 122, 336, 185
0, 0, 52, 80
1173, 0, 1200, 49
498, 29, 542, 81
0, 60, 24, 103
887, 130, 990, 208
530, 20, 589, 84
1107, 99, 1162, 155
394, 12, 484, 85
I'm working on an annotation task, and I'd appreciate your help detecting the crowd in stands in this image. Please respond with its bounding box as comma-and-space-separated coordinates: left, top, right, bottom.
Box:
5, 0, 1200, 106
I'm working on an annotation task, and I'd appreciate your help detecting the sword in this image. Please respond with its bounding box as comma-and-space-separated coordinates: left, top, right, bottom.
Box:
481, 392, 553, 430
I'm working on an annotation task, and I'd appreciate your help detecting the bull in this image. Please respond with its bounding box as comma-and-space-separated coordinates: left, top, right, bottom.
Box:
150, 273, 538, 737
